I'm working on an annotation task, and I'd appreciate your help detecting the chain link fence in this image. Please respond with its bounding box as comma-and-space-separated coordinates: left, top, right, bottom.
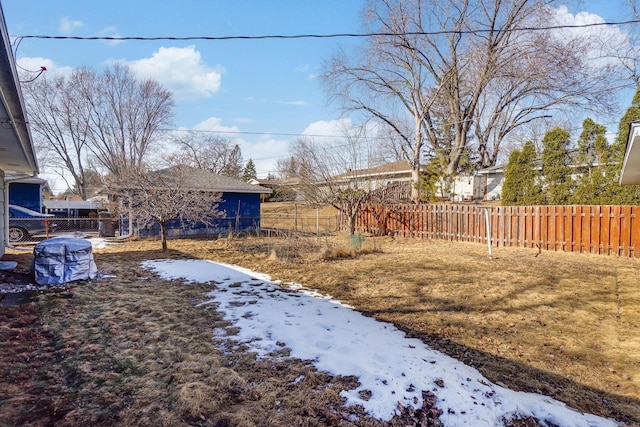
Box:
261, 211, 339, 236
8, 209, 341, 244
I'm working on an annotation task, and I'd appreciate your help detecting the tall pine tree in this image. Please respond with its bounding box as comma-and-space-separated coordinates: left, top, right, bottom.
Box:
502, 141, 542, 205
541, 127, 573, 205
242, 159, 257, 182
570, 118, 610, 205
220, 144, 243, 179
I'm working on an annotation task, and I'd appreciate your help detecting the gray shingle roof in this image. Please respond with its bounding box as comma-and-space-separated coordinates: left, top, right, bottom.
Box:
154, 166, 272, 194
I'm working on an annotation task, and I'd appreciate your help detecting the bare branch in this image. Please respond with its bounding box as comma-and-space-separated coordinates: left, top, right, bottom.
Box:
107, 165, 223, 250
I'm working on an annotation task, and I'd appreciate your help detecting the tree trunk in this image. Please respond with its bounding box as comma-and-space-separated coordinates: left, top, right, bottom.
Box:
348, 211, 357, 236
160, 221, 168, 251
411, 124, 422, 203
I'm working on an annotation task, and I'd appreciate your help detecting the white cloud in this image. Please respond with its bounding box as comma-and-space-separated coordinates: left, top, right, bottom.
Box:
97, 26, 125, 47
191, 116, 289, 176
125, 46, 224, 100
193, 117, 240, 134
294, 64, 310, 72
245, 137, 290, 176
275, 100, 308, 106
302, 118, 353, 141
301, 119, 384, 170
58, 17, 83, 34
550, 6, 630, 63
17, 57, 73, 79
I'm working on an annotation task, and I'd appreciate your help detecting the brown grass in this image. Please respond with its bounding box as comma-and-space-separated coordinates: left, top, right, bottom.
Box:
189, 234, 640, 425
1, 232, 639, 426
261, 202, 340, 235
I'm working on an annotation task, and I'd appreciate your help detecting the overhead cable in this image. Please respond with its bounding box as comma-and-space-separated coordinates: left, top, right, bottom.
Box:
13, 19, 640, 42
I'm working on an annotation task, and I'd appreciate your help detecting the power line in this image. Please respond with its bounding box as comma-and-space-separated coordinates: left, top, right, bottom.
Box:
166, 128, 352, 139
12, 19, 640, 42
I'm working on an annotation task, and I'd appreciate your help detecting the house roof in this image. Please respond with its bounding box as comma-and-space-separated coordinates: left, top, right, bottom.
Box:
477, 164, 505, 174
252, 177, 300, 187
154, 166, 272, 194
335, 160, 420, 180
0, 4, 37, 175
620, 121, 640, 185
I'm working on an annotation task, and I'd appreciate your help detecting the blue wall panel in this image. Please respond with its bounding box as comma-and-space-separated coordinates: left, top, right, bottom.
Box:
137, 192, 262, 239
9, 183, 41, 212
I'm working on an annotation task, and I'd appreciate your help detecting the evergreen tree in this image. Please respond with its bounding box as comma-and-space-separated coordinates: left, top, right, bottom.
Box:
242, 159, 257, 182
501, 149, 522, 205
220, 144, 243, 179
571, 118, 610, 204
418, 156, 446, 202
541, 127, 573, 205
501, 141, 542, 205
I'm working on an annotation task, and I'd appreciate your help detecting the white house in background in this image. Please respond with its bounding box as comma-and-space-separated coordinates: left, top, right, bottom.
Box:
477, 165, 505, 201
0, 4, 39, 257
440, 174, 484, 201
437, 167, 506, 202
621, 121, 640, 184
333, 160, 425, 202
332, 161, 503, 202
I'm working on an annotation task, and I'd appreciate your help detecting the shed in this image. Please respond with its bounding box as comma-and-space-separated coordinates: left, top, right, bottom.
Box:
116, 166, 272, 239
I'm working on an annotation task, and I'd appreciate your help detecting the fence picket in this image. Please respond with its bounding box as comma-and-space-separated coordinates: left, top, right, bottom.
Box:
592, 206, 601, 254
351, 203, 640, 258
631, 207, 640, 257
621, 206, 632, 257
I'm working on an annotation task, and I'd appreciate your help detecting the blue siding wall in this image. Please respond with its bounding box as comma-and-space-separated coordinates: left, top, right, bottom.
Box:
137, 192, 262, 239
9, 183, 41, 212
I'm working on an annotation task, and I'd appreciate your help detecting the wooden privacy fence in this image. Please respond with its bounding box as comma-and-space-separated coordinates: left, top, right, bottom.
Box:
353, 204, 640, 257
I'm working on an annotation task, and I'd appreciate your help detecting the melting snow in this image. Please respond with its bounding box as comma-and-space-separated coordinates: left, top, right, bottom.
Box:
142, 259, 621, 427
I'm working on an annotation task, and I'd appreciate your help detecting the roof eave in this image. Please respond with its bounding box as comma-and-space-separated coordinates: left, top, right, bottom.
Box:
620, 121, 640, 185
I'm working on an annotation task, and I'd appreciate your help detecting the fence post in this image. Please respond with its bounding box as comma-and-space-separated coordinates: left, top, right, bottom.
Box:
483, 207, 493, 259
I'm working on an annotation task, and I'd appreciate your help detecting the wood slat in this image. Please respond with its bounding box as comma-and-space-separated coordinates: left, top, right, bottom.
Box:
353, 203, 640, 257
631, 207, 640, 257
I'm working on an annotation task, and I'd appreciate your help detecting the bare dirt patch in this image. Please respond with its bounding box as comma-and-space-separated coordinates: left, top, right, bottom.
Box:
1, 234, 639, 426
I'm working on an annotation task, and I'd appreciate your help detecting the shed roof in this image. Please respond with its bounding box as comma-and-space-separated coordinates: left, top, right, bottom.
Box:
153, 166, 272, 194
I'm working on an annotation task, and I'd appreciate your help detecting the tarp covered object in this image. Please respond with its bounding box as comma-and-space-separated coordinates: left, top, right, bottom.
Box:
34, 237, 98, 285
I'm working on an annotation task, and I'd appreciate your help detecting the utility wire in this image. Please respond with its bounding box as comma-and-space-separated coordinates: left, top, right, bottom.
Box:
12, 19, 640, 42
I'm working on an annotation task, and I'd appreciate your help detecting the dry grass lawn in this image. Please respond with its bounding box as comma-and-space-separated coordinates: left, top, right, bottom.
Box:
1, 230, 639, 426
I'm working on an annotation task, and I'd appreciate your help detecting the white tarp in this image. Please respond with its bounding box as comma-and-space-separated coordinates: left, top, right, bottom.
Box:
33, 237, 97, 285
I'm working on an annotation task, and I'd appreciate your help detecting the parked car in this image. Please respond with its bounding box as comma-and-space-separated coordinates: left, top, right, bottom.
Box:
8, 205, 56, 242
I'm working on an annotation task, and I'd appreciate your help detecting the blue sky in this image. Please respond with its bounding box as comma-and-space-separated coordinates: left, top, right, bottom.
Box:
2, 0, 635, 190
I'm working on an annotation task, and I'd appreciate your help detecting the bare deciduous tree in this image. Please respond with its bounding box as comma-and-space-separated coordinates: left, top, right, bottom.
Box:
85, 64, 174, 176
107, 165, 223, 250
290, 138, 367, 236
220, 144, 244, 179
323, 0, 620, 202
290, 125, 395, 235
170, 131, 244, 177
23, 64, 174, 194
23, 68, 96, 199
275, 155, 313, 179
